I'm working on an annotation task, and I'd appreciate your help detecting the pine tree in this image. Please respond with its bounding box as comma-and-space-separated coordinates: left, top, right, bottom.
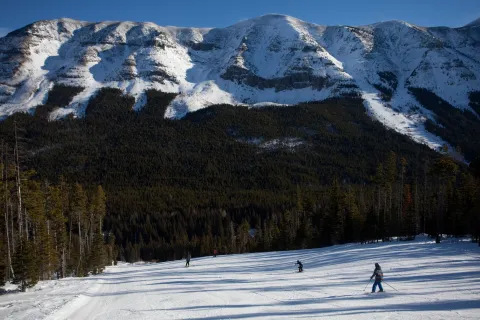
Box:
237, 219, 250, 253
12, 238, 38, 291
88, 232, 107, 274
105, 232, 118, 265
373, 163, 386, 240
296, 211, 313, 248
280, 210, 297, 249
86, 186, 107, 273
261, 219, 272, 251
344, 186, 363, 242
430, 157, 458, 239
70, 183, 87, 276
324, 178, 344, 245
402, 184, 416, 239
45, 185, 67, 278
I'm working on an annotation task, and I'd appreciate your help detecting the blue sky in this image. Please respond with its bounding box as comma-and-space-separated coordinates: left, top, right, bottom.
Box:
1, 0, 479, 37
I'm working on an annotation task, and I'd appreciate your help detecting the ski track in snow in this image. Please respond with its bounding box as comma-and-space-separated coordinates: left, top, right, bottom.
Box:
1, 236, 480, 319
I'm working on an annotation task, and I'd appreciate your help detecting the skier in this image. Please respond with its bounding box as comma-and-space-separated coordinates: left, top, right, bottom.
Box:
370, 263, 384, 292
295, 260, 303, 273
213, 249, 217, 257
185, 251, 191, 267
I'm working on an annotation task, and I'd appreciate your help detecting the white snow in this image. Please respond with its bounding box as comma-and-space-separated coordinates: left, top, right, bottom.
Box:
0, 15, 479, 152
1, 236, 479, 319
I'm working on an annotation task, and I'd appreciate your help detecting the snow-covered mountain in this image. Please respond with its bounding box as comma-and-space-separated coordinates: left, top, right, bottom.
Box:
1, 15, 479, 149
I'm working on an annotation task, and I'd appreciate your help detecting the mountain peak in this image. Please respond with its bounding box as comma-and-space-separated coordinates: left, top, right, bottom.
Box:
239, 14, 308, 26
464, 17, 480, 27
0, 15, 479, 156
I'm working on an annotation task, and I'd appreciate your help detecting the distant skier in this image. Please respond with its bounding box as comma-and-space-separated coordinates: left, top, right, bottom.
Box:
295, 260, 303, 273
213, 249, 218, 257
185, 251, 191, 267
370, 263, 384, 292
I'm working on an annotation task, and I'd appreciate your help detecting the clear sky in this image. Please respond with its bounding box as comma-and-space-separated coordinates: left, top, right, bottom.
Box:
1, 0, 479, 37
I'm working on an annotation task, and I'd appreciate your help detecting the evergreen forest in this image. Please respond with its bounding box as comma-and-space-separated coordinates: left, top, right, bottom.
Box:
1, 86, 479, 288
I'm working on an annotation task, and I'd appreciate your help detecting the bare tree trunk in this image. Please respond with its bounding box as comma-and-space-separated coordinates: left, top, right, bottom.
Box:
68, 218, 72, 259
414, 179, 419, 234
4, 200, 14, 278
47, 219, 51, 280
14, 122, 23, 241
423, 164, 428, 234
77, 214, 82, 276
62, 247, 66, 278
2, 143, 14, 278
10, 202, 15, 252
24, 208, 29, 241
383, 189, 387, 240
88, 212, 93, 254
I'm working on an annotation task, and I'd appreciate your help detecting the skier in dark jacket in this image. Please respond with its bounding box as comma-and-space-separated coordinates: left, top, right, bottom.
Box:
370, 263, 384, 292
295, 260, 303, 273
185, 251, 191, 267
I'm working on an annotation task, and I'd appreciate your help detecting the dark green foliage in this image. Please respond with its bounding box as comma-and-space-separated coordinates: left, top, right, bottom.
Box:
0, 86, 478, 263
378, 72, 398, 90
373, 72, 398, 101
469, 91, 480, 116
34, 84, 84, 120
409, 87, 480, 160
372, 84, 393, 101
12, 239, 38, 291
85, 88, 135, 119
1, 144, 110, 287
45, 84, 84, 107
88, 233, 107, 274
140, 90, 178, 118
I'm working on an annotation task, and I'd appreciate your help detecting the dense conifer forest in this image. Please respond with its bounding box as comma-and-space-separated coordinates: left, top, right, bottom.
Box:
0, 86, 479, 287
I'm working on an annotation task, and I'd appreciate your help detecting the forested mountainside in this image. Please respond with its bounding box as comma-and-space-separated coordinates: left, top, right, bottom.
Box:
1, 87, 479, 270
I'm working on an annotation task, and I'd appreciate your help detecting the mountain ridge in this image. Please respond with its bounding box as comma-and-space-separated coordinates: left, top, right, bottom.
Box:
0, 15, 479, 154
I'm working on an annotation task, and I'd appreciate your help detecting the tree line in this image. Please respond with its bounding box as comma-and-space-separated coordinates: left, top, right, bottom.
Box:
113, 152, 480, 263
0, 131, 115, 291
0, 86, 478, 277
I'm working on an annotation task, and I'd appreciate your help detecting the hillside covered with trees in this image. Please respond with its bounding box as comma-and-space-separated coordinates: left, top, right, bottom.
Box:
0, 86, 479, 283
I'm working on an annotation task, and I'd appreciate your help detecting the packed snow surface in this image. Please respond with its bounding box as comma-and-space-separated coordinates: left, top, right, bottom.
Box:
1, 236, 479, 319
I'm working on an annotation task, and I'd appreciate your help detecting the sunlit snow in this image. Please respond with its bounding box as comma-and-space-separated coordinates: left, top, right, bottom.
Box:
1, 236, 479, 319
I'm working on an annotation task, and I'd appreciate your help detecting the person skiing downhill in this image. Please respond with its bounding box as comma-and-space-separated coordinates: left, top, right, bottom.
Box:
185, 251, 191, 267
295, 260, 303, 273
370, 263, 384, 292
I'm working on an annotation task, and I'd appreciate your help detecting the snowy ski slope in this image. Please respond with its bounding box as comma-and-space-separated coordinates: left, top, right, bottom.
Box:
1, 235, 479, 319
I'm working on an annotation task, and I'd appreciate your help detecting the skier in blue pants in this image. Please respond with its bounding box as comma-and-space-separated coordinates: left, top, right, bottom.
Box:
370, 263, 384, 292
295, 260, 303, 272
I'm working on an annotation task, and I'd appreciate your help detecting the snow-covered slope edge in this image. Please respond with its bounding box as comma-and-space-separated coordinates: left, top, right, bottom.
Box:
0, 15, 479, 151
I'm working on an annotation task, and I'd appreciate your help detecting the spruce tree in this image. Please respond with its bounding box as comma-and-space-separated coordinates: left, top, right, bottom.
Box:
325, 178, 344, 245
402, 184, 416, 239
70, 183, 87, 276
46, 185, 67, 278
88, 232, 107, 274
12, 238, 38, 291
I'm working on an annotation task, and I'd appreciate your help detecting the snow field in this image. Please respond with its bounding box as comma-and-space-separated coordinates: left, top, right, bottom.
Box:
1, 236, 479, 319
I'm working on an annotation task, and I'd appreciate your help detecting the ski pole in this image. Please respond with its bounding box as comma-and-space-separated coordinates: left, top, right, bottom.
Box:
383, 281, 398, 292
363, 278, 372, 291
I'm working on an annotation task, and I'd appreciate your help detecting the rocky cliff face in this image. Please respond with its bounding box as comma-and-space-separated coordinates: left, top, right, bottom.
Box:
0, 15, 479, 149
